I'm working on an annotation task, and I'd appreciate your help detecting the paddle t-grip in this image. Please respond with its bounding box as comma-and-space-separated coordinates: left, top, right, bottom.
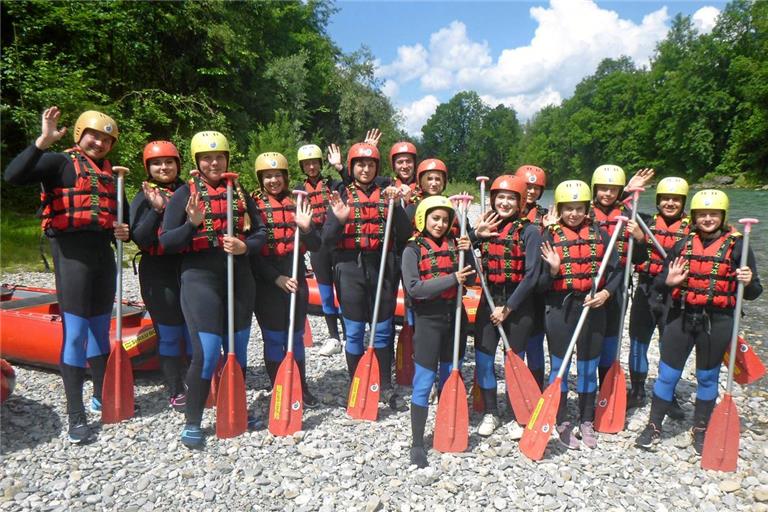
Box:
113, 166, 130, 176
222, 172, 239, 181
739, 218, 759, 233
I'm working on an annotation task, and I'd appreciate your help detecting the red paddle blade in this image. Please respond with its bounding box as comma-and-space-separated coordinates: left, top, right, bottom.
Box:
101, 341, 135, 424
701, 394, 740, 472
395, 325, 415, 385
205, 356, 224, 408
347, 348, 380, 421
433, 370, 469, 453
594, 361, 627, 434
519, 378, 562, 461
268, 354, 303, 436
215, 353, 247, 439
303, 317, 313, 348
504, 349, 541, 425
471, 369, 484, 413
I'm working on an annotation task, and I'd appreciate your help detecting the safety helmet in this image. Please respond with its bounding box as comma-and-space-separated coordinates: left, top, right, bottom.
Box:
416, 158, 448, 184
490, 175, 527, 203
514, 165, 547, 191
297, 144, 323, 163
554, 180, 592, 209
389, 141, 418, 170
190, 131, 230, 165
656, 177, 689, 202
346, 143, 380, 175
414, 195, 455, 233
690, 189, 729, 223
591, 164, 626, 193
73, 110, 119, 144
142, 141, 180, 175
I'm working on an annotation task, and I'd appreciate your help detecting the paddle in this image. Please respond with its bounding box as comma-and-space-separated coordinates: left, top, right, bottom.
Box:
216, 172, 248, 438
434, 194, 472, 453
395, 307, 415, 386
102, 165, 135, 424
701, 217, 758, 472
519, 215, 626, 461
469, 247, 540, 425
471, 176, 489, 413
269, 190, 307, 436
347, 196, 396, 421
636, 215, 668, 259
303, 317, 313, 347
595, 187, 643, 433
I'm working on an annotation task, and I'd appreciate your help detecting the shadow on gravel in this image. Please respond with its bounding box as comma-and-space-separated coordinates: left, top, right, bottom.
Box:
1, 395, 62, 454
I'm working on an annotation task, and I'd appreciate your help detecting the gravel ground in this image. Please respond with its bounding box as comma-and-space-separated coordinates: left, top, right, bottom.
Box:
2, 266, 768, 512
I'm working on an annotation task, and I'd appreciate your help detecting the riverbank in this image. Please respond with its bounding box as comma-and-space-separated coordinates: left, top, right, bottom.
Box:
1, 270, 767, 511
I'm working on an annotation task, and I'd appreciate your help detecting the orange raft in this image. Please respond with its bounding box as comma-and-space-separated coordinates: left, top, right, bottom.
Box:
305, 273, 480, 324
0, 285, 159, 371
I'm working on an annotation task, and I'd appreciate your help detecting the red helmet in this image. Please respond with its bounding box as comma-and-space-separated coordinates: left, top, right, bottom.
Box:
490, 175, 527, 202
143, 140, 180, 174
389, 141, 417, 169
416, 158, 448, 183
346, 143, 380, 175
515, 165, 547, 187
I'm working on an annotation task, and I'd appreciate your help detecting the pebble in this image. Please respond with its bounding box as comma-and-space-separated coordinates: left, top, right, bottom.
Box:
1, 270, 766, 511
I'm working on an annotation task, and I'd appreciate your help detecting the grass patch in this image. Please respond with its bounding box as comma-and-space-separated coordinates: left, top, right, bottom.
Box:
443, 181, 481, 198
0, 212, 139, 274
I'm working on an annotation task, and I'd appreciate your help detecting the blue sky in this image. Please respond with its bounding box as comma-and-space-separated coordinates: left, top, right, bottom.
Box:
327, 0, 727, 135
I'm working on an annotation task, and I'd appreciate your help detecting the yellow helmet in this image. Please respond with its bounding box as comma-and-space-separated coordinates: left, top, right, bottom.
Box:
591, 164, 626, 192
255, 152, 289, 174
73, 110, 119, 144
690, 189, 729, 223
656, 177, 689, 199
554, 180, 592, 209
190, 131, 230, 164
414, 195, 455, 232
297, 144, 323, 163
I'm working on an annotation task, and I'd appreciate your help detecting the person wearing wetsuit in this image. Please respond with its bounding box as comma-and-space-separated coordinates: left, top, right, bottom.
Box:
322, 143, 411, 410
4, 107, 128, 444
159, 131, 266, 449
589, 165, 649, 389
250, 152, 321, 407
538, 180, 622, 450
472, 175, 541, 439
514, 165, 549, 391
390, 141, 419, 203
401, 195, 475, 468
635, 189, 762, 454
130, 140, 188, 411
627, 177, 691, 413
296, 144, 344, 357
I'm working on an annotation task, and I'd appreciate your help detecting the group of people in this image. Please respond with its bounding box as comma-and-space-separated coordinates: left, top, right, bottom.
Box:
4, 108, 761, 468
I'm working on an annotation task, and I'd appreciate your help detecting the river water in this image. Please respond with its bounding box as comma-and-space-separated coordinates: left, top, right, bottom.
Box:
532, 187, 768, 393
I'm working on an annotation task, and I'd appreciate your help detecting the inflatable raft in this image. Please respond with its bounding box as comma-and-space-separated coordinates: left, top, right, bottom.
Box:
0, 285, 159, 371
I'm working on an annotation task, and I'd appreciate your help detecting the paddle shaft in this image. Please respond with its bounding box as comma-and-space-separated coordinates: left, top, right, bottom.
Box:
477, 177, 488, 216
226, 179, 235, 354
451, 198, 470, 367
470, 248, 511, 351
286, 192, 305, 354
115, 170, 125, 341
553, 217, 626, 381
614, 190, 641, 362
367, 197, 396, 349
724, 220, 756, 393
636, 215, 668, 258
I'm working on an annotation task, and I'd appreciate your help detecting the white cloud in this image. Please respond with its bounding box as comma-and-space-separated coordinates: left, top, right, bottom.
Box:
399, 95, 440, 136
381, 79, 399, 99
428, 21, 492, 71
376, 44, 429, 82
692, 6, 720, 34
480, 87, 563, 120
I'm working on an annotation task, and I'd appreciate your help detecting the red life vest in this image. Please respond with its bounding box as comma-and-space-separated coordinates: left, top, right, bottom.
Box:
591, 202, 630, 266
549, 221, 605, 293
304, 178, 331, 227
524, 203, 547, 226
413, 235, 457, 301
40, 147, 117, 233
254, 193, 304, 257
338, 184, 388, 252
482, 218, 528, 285
671, 231, 739, 309
636, 214, 690, 276
188, 175, 246, 252
394, 178, 418, 205
141, 181, 180, 256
